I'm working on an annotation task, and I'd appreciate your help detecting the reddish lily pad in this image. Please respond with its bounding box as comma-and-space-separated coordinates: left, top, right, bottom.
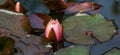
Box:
65, 2, 101, 14
0, 9, 31, 37
12, 35, 51, 55
54, 45, 90, 55
62, 13, 116, 44
0, 9, 51, 55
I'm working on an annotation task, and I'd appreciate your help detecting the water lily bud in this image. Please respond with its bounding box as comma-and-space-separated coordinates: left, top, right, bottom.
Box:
45, 19, 62, 42
15, 1, 20, 12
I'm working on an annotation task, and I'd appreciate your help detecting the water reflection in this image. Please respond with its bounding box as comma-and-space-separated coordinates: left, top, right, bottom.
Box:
112, 1, 120, 15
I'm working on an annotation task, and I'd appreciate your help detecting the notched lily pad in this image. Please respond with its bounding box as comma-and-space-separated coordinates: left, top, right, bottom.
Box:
0, 37, 15, 55
63, 13, 116, 44
0, 9, 31, 37
105, 48, 120, 55
54, 45, 90, 55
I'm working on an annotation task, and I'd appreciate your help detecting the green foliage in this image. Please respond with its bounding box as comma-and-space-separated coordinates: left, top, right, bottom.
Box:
63, 13, 116, 44
54, 45, 90, 55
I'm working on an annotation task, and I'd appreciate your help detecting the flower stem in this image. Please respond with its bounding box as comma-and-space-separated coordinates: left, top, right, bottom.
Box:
50, 40, 64, 52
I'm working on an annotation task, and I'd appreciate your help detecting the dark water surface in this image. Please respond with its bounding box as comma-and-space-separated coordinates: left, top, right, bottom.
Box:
97, 0, 120, 28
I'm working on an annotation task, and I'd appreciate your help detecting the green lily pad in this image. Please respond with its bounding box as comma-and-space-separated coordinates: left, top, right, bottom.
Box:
63, 13, 116, 44
0, 37, 15, 55
105, 48, 120, 55
54, 45, 90, 55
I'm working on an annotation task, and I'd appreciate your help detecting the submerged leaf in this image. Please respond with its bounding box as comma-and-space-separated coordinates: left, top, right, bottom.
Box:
63, 13, 116, 44
54, 45, 90, 55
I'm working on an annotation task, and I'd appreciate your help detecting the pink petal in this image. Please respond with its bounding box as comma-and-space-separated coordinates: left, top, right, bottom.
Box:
45, 19, 54, 38
15, 2, 20, 12
53, 19, 62, 42
45, 19, 62, 42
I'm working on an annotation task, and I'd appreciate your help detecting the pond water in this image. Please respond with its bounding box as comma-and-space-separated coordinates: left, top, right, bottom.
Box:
97, 0, 120, 29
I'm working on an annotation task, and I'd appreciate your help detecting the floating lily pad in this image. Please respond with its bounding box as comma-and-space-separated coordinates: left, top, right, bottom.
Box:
105, 48, 120, 55
54, 45, 90, 55
63, 13, 116, 44
0, 9, 31, 37
0, 37, 15, 55
65, 2, 101, 15
12, 35, 51, 55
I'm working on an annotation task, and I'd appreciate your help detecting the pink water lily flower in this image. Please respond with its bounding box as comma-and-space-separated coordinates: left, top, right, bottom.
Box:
45, 19, 62, 42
